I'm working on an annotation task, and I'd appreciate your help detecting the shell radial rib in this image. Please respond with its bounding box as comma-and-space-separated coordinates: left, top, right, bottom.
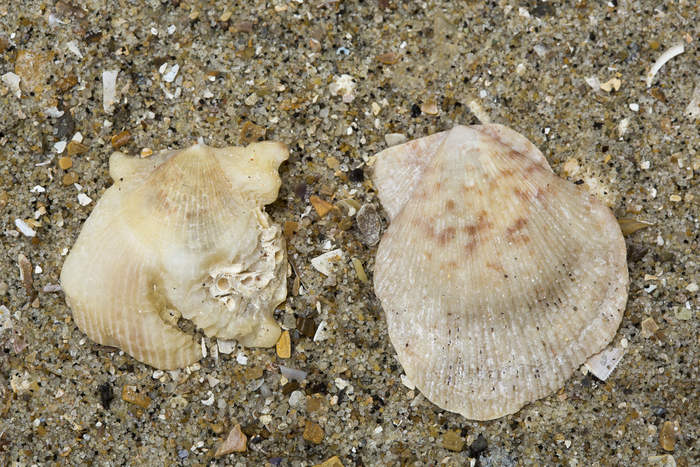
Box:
61, 142, 289, 370
372, 125, 628, 420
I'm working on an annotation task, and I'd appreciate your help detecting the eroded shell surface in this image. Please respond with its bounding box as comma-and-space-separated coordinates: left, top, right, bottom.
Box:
373, 125, 629, 420
60, 142, 289, 370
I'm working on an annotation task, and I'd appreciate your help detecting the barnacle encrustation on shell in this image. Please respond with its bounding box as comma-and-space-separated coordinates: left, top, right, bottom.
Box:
60, 142, 289, 370
372, 125, 629, 420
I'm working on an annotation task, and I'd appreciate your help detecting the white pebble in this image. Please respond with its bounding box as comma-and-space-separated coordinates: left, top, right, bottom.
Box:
384, 133, 407, 147
288, 390, 306, 408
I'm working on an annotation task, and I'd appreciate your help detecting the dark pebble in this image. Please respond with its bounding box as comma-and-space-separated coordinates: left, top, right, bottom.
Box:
296, 317, 317, 338
411, 104, 421, 118
651, 406, 667, 417
581, 377, 592, 388
99, 382, 114, 410
282, 381, 300, 396
55, 113, 75, 139
348, 167, 365, 182
627, 243, 649, 263
294, 183, 308, 200
532, 1, 555, 18
469, 433, 488, 456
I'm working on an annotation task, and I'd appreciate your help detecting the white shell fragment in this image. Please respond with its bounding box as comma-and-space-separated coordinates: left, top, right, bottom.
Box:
15, 219, 37, 237
60, 142, 289, 369
2, 72, 21, 98
311, 248, 345, 276
646, 43, 684, 87
583, 344, 626, 381
102, 70, 119, 114
372, 125, 629, 420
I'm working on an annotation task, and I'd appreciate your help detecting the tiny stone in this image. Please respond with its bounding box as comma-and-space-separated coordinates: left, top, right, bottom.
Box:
240, 121, 266, 144
121, 385, 152, 409
385, 133, 407, 147
288, 390, 306, 409
282, 381, 300, 396
276, 330, 291, 358
284, 221, 298, 238
659, 420, 680, 451
66, 140, 88, 156
357, 204, 381, 245
297, 317, 317, 338
58, 157, 73, 170
442, 429, 465, 451
641, 317, 660, 338
55, 75, 78, 92
326, 156, 340, 170
62, 172, 79, 185
312, 456, 345, 467
244, 367, 264, 380
111, 130, 132, 150
376, 52, 398, 64
421, 101, 439, 115
469, 433, 488, 456
303, 420, 325, 444
348, 167, 364, 182
410, 104, 421, 117
310, 196, 334, 218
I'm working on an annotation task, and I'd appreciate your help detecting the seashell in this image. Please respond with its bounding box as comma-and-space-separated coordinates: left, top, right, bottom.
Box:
60, 142, 289, 370
372, 125, 629, 420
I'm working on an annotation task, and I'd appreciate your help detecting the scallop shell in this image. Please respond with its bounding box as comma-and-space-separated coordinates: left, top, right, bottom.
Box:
372, 125, 629, 420
60, 142, 289, 370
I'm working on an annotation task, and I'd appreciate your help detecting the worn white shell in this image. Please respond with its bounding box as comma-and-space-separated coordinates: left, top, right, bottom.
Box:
373, 125, 629, 420
61, 142, 289, 370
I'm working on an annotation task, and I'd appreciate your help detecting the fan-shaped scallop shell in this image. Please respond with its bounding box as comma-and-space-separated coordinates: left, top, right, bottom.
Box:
373, 125, 628, 420
60, 142, 289, 370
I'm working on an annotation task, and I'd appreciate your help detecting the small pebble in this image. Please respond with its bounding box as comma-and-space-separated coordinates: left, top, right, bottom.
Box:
326, 156, 340, 170
348, 167, 364, 182
284, 221, 298, 238
276, 330, 291, 358
62, 172, 79, 185
111, 130, 132, 150
442, 429, 465, 452
659, 421, 680, 451
421, 101, 439, 115
297, 317, 317, 338
121, 385, 152, 409
384, 133, 407, 147
310, 196, 334, 218
303, 420, 325, 444
641, 317, 660, 338
376, 52, 398, 64
313, 456, 345, 467
289, 390, 306, 409
66, 140, 88, 156
356, 204, 381, 245
244, 367, 264, 380
58, 157, 73, 170
240, 121, 266, 143
469, 433, 488, 456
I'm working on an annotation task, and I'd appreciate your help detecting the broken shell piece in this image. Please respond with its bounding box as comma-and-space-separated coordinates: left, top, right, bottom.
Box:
372, 125, 629, 420
216, 424, 247, 455
311, 249, 345, 276
583, 344, 626, 381
60, 142, 289, 370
